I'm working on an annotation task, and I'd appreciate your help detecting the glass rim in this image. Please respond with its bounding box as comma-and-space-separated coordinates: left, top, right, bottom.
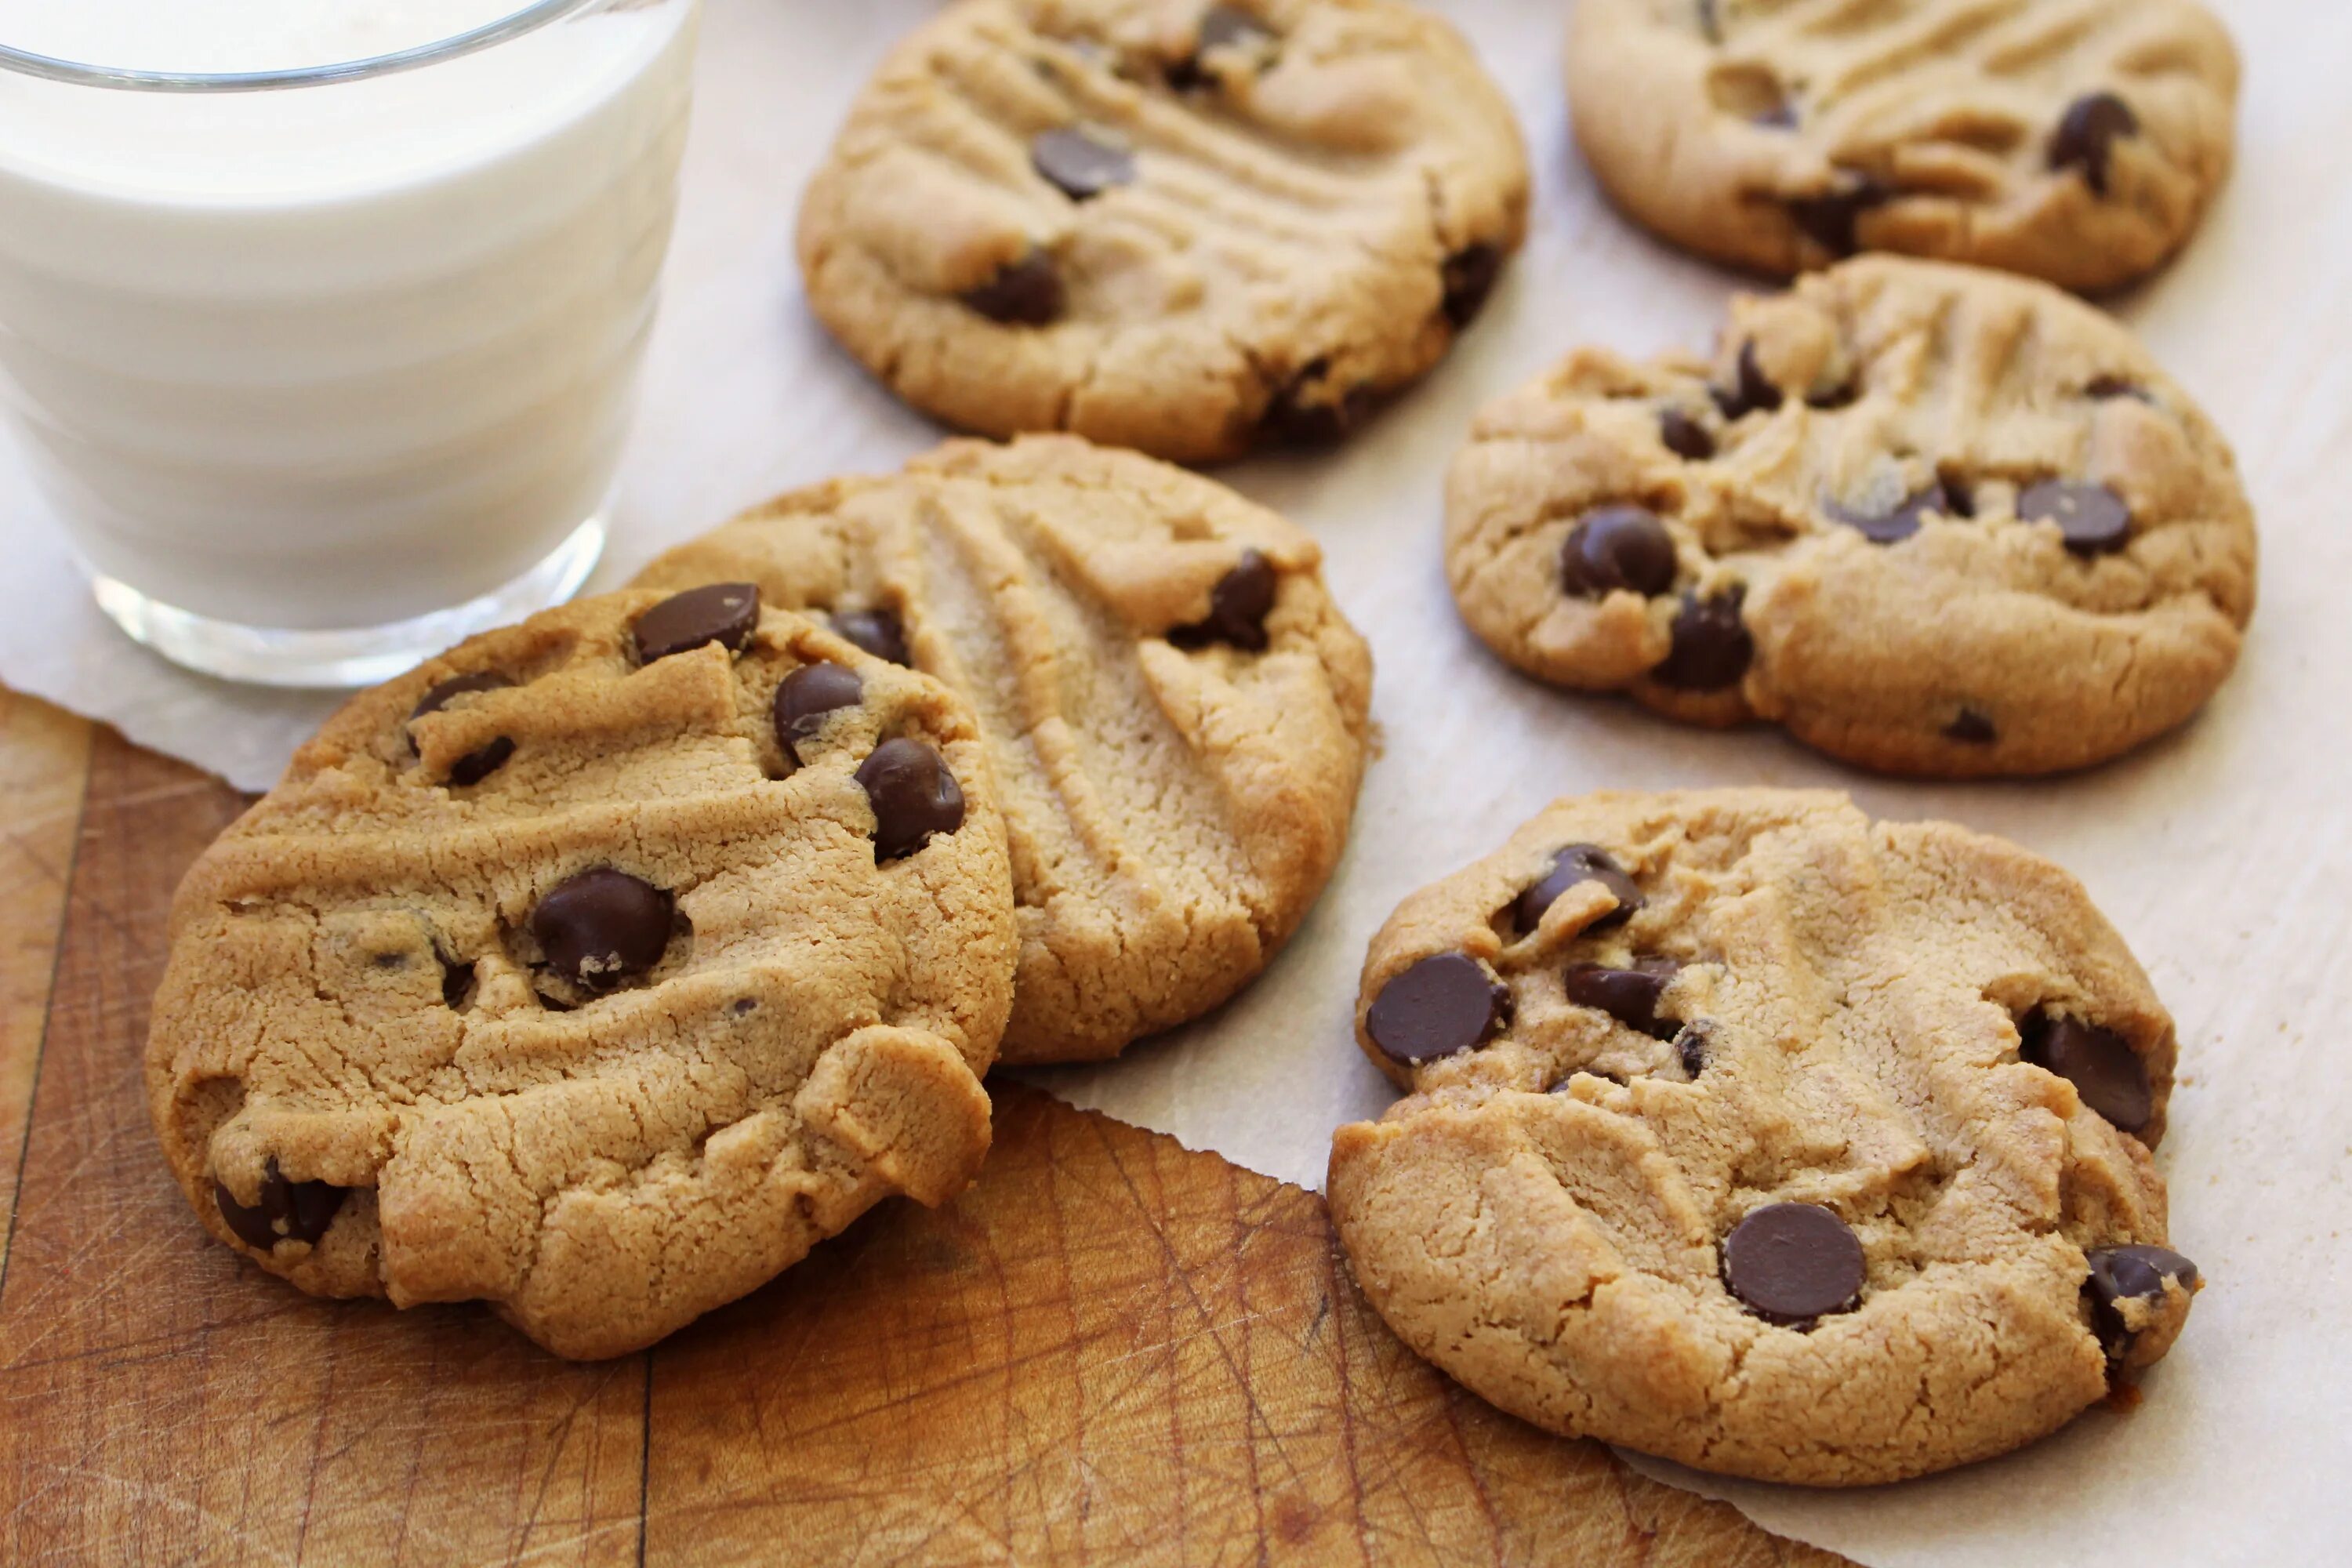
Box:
0, 0, 618, 93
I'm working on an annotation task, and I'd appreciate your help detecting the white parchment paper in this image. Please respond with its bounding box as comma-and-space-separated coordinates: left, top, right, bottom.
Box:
3, 3, 2346, 1562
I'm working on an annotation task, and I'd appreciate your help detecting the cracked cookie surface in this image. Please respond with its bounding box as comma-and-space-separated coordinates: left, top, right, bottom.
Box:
1567, 0, 2238, 292
1445, 256, 2256, 776
633, 435, 1372, 1063
1328, 789, 2199, 1486
798, 0, 1529, 463
148, 590, 1017, 1359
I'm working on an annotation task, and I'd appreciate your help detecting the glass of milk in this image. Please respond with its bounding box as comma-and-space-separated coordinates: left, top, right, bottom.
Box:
0, 0, 701, 686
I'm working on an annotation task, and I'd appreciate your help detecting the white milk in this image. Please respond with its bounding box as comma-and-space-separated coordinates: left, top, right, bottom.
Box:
0, 0, 700, 673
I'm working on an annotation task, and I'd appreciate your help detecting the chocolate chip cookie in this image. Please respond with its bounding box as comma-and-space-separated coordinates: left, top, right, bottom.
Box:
797, 0, 1529, 463
1567, 0, 2238, 293
147, 589, 1018, 1359
1445, 256, 2256, 776
1329, 789, 2200, 1486
633, 435, 1372, 1063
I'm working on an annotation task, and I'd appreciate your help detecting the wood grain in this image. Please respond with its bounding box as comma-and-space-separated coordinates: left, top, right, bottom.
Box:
0, 691, 90, 1269
0, 717, 1844, 1567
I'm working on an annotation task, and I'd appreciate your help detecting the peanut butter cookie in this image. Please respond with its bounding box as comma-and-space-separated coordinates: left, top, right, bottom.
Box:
1445, 256, 2256, 775
1330, 789, 2200, 1486
799, 0, 1529, 462
633, 436, 1372, 1063
148, 589, 1017, 1359
1568, 0, 2238, 292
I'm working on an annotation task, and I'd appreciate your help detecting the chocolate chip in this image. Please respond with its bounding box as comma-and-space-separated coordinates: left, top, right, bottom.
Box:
1441, 244, 1504, 328
530, 869, 674, 990
1561, 506, 1679, 598
408, 672, 518, 785
439, 951, 475, 1009
1653, 588, 1753, 691
440, 737, 514, 788
1675, 1022, 1712, 1077
2084, 1243, 2198, 1355
1171, 550, 1278, 652
833, 608, 911, 666
1828, 481, 1954, 545
1563, 956, 1683, 1040
1711, 342, 1784, 421
1268, 364, 1374, 445
1365, 953, 1511, 1065
964, 251, 1065, 325
1514, 844, 1644, 934
635, 583, 760, 664
412, 671, 512, 721
1787, 175, 1889, 257
1944, 707, 1997, 745
2050, 91, 2138, 198
856, 738, 967, 862
774, 662, 864, 764
1168, 5, 1276, 89
2020, 1011, 2153, 1134
2085, 375, 2152, 403
1659, 408, 1716, 460
2019, 479, 2133, 556
1722, 1203, 1866, 1326
1805, 379, 1858, 410
1033, 127, 1136, 201
215, 1158, 346, 1251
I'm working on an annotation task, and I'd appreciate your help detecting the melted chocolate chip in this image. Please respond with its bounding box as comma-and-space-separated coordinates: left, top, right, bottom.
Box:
439, 952, 475, 1010
1787, 176, 1889, 257
1711, 342, 1784, 421
408, 672, 518, 785
215, 1158, 346, 1251
1944, 707, 1998, 745
2019, 479, 2133, 556
530, 869, 674, 990
1563, 956, 1683, 1040
1170, 550, 1278, 652
1515, 844, 1644, 934
2020, 1012, 2153, 1134
1653, 588, 1753, 691
635, 583, 760, 664
2085, 375, 2152, 403
1828, 481, 1954, 545
1365, 953, 1511, 1065
856, 738, 967, 862
1675, 1022, 1712, 1077
1561, 506, 1679, 598
443, 737, 515, 788
1033, 127, 1137, 201
1659, 408, 1716, 460
833, 608, 911, 666
774, 662, 864, 764
2050, 91, 2139, 198
1441, 244, 1504, 328
2084, 1243, 2198, 1356
1168, 5, 1276, 89
964, 251, 1065, 325
1806, 379, 1859, 410
1722, 1203, 1867, 1326
412, 671, 512, 722
1268, 364, 1373, 445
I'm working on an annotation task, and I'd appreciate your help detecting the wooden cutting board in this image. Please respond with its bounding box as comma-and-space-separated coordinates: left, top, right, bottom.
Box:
0, 690, 1844, 1566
